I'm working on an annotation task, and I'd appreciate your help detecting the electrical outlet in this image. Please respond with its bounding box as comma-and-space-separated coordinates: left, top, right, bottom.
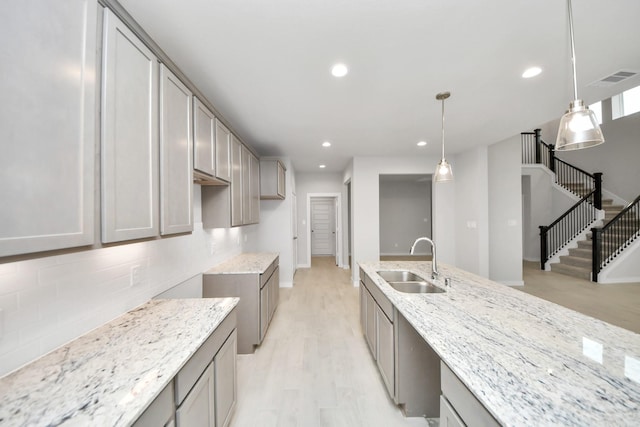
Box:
130, 265, 142, 287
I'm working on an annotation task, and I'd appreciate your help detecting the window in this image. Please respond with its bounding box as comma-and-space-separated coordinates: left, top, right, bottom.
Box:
588, 101, 602, 124
612, 84, 640, 119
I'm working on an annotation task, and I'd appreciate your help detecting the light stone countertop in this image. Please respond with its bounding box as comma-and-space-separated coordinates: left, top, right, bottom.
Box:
0, 298, 239, 427
359, 261, 640, 427
204, 252, 278, 275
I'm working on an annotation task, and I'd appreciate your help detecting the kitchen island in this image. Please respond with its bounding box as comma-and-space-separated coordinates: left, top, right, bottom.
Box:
0, 298, 238, 426
359, 261, 640, 426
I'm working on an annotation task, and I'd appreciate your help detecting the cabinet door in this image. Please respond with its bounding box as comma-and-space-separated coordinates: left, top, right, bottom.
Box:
241, 146, 251, 225
440, 396, 466, 427
193, 97, 215, 177
214, 330, 237, 427
365, 288, 377, 358
277, 161, 286, 198
269, 267, 279, 322
250, 153, 260, 224
176, 362, 215, 427
0, 0, 97, 257
101, 8, 159, 243
215, 120, 231, 182
160, 65, 193, 235
359, 285, 367, 334
376, 305, 394, 398
230, 136, 243, 226
259, 284, 269, 342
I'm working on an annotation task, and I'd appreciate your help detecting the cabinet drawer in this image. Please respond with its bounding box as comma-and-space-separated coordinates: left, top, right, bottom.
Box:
360, 269, 394, 321
175, 310, 236, 405
260, 256, 279, 288
133, 381, 175, 427
441, 362, 499, 427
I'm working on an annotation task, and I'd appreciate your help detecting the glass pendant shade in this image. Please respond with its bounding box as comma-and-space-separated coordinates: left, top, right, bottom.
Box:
556, 0, 604, 151
555, 99, 605, 151
435, 159, 453, 182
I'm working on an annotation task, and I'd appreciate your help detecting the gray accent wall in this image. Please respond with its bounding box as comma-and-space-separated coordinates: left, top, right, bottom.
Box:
379, 175, 432, 255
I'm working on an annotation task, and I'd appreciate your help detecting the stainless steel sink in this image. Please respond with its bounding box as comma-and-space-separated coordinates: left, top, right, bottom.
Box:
376, 270, 445, 294
377, 270, 424, 282
388, 281, 445, 294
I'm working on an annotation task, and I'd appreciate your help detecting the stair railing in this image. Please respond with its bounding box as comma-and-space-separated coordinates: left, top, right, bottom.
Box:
592, 194, 640, 281
539, 190, 599, 270
521, 129, 602, 208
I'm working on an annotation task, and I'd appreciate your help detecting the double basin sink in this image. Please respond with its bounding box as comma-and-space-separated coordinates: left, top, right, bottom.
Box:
376, 270, 445, 294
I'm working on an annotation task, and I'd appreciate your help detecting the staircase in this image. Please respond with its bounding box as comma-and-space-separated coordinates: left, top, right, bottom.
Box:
551, 199, 625, 280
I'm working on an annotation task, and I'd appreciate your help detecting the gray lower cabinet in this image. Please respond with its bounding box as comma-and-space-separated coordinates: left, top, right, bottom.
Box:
135, 310, 237, 427
250, 153, 261, 224
0, 0, 97, 257
440, 362, 499, 427
101, 8, 159, 243
215, 330, 238, 427
176, 362, 215, 427
160, 64, 193, 235
132, 382, 175, 427
360, 269, 440, 418
376, 304, 394, 397
203, 256, 279, 354
440, 396, 465, 427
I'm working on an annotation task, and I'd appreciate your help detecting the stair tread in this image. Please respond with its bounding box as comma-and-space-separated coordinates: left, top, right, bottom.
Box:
550, 263, 591, 280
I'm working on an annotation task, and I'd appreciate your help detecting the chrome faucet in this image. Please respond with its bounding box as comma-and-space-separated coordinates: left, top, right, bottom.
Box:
410, 237, 439, 279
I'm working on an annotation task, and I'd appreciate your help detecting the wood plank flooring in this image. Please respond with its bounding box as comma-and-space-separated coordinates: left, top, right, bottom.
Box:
230, 257, 429, 427
518, 261, 640, 334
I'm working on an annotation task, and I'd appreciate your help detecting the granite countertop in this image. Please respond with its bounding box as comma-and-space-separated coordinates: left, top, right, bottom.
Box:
0, 298, 239, 426
204, 252, 278, 275
359, 261, 640, 426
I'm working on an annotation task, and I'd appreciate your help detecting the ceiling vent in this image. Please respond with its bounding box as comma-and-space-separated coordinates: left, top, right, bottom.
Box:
589, 70, 638, 87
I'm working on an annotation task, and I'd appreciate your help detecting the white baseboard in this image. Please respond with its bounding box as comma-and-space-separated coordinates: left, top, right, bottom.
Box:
280, 281, 293, 288
297, 263, 311, 268
500, 280, 525, 286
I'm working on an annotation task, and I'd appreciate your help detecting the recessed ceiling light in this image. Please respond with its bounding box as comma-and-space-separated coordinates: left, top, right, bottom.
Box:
522, 66, 542, 79
322, 141, 331, 147
331, 63, 348, 77
417, 141, 427, 147
319, 164, 326, 169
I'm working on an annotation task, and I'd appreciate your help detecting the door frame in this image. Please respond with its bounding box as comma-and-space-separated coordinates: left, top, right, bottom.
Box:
306, 193, 342, 267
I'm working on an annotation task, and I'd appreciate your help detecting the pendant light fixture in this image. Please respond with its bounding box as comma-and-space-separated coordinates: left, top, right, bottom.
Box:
434, 91, 453, 182
555, 0, 604, 151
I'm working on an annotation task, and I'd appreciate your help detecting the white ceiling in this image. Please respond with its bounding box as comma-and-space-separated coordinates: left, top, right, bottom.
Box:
119, 0, 640, 173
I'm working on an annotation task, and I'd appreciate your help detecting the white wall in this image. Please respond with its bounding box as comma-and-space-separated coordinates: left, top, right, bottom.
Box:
538, 110, 640, 202
599, 240, 640, 283
0, 184, 247, 376
379, 176, 432, 255
244, 158, 297, 287
454, 147, 490, 277
294, 172, 344, 267
488, 136, 523, 285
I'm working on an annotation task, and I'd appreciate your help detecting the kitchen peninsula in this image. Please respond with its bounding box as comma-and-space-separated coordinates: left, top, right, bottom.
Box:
359, 261, 640, 426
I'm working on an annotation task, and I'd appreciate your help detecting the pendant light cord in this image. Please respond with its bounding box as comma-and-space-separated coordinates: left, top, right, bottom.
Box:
441, 97, 446, 159
568, 0, 578, 101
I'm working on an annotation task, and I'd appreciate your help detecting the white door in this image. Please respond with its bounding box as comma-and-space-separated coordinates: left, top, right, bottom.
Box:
311, 198, 335, 256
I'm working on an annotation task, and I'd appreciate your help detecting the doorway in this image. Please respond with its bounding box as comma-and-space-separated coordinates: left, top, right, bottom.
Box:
306, 193, 342, 267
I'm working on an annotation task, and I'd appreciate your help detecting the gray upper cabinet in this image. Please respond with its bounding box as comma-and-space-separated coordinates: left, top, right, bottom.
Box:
193, 97, 216, 179
230, 136, 243, 227
160, 64, 193, 235
101, 8, 159, 243
260, 160, 286, 200
215, 119, 232, 183
241, 146, 252, 225
250, 154, 260, 224
0, 0, 97, 257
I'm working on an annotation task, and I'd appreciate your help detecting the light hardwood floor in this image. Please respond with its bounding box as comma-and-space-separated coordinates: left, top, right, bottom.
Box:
518, 261, 640, 334
230, 257, 429, 427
